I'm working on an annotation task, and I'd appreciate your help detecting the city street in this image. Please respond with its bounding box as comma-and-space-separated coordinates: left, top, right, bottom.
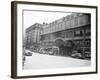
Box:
23, 52, 91, 70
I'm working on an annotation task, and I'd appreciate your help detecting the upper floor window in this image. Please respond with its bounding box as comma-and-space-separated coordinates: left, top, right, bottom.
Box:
85, 28, 91, 36
74, 29, 83, 37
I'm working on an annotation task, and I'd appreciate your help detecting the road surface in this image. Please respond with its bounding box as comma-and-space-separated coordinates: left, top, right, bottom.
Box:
23, 52, 91, 70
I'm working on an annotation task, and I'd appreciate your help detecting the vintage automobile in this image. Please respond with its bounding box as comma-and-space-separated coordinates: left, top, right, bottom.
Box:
39, 48, 46, 54
84, 48, 91, 59
25, 50, 33, 56
71, 47, 91, 59
71, 50, 84, 59
45, 48, 53, 55
52, 46, 59, 55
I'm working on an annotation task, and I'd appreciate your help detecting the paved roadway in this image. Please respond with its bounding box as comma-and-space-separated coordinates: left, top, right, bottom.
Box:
24, 52, 91, 70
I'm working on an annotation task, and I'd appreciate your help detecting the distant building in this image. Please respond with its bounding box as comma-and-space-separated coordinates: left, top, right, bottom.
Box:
25, 23, 43, 51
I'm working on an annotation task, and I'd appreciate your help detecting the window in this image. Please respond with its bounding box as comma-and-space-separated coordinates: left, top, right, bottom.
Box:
85, 28, 91, 36
74, 29, 83, 37
65, 30, 74, 38
84, 39, 91, 47
74, 17, 78, 27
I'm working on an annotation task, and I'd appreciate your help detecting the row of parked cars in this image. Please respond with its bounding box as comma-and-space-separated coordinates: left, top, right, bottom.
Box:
71, 48, 91, 59
24, 47, 91, 60
38, 47, 59, 55
24, 46, 59, 56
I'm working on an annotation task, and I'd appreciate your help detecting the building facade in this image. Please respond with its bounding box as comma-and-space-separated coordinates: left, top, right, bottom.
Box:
25, 13, 91, 58
40, 13, 91, 57
25, 23, 43, 51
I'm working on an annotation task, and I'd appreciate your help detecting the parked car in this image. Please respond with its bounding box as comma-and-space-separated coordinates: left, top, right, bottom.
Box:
45, 48, 53, 55
25, 50, 33, 56
84, 52, 91, 59
71, 47, 91, 59
84, 48, 91, 59
39, 48, 46, 54
71, 50, 84, 59
52, 47, 59, 55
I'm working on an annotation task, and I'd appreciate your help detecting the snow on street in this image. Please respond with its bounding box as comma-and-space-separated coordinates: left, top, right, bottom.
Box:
23, 52, 91, 70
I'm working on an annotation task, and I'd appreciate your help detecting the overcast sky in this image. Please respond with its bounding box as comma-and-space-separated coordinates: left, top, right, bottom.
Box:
23, 10, 72, 30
